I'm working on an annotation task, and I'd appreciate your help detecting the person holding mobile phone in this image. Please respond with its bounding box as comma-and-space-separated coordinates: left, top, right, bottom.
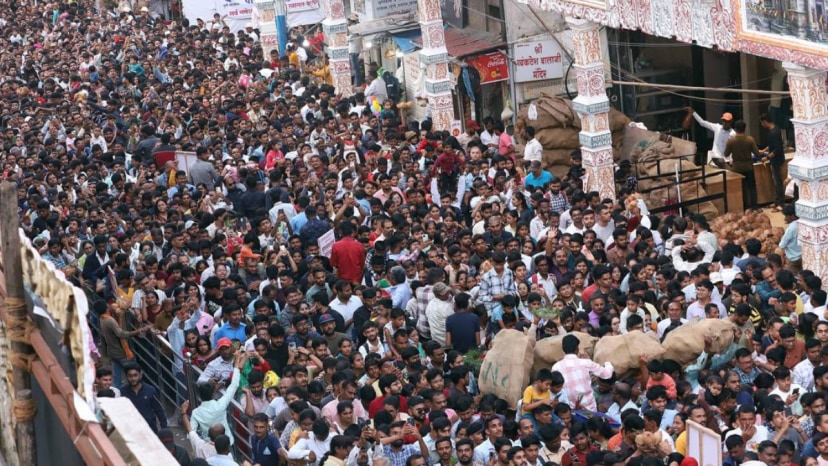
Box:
769, 365, 804, 416
560, 423, 598, 466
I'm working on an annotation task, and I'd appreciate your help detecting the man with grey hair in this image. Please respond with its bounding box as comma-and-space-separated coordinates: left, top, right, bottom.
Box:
426, 283, 455, 347
387, 266, 411, 310
416, 268, 445, 341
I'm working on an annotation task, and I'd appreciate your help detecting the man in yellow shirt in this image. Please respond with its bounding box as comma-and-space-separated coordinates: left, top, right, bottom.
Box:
676, 404, 708, 455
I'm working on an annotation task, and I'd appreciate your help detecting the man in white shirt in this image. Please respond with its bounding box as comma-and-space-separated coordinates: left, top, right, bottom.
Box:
724, 405, 770, 452
657, 301, 687, 340
564, 206, 587, 235
208, 435, 238, 466
592, 204, 615, 243
474, 416, 507, 464
719, 251, 742, 287
243, 24, 259, 42
426, 283, 455, 347
686, 108, 735, 165
364, 71, 387, 102
793, 339, 822, 391
807, 290, 828, 322
329, 281, 362, 333
522, 125, 542, 166
287, 422, 332, 466
480, 117, 498, 154
769, 366, 804, 416
606, 382, 638, 423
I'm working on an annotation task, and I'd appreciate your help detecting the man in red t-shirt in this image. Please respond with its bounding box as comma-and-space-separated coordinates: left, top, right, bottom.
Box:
330, 220, 366, 284
368, 374, 408, 418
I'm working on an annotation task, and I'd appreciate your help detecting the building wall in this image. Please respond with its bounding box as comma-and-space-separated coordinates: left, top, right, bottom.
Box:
504, 2, 611, 105
467, 0, 505, 37
520, 0, 828, 72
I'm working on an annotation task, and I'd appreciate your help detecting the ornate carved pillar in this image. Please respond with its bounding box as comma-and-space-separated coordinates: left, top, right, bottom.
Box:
567, 17, 615, 202
783, 62, 828, 281
322, 0, 354, 97
418, 0, 454, 131
254, 0, 278, 59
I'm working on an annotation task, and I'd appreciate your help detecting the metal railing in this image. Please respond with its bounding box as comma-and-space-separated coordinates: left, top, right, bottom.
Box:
83, 287, 255, 464
632, 150, 729, 216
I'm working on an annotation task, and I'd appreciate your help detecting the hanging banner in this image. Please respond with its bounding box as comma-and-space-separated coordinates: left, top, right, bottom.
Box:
183, 0, 323, 32
182, 0, 253, 33
466, 52, 509, 84
513, 40, 564, 83
287, 8, 325, 27
372, 0, 418, 18
286, 0, 321, 11
286, 0, 326, 26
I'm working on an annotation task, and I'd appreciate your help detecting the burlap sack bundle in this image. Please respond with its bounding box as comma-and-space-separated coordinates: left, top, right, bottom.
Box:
542, 149, 575, 178
479, 328, 536, 409
532, 332, 598, 376
536, 128, 581, 150
662, 319, 736, 366
593, 330, 665, 376
517, 95, 630, 174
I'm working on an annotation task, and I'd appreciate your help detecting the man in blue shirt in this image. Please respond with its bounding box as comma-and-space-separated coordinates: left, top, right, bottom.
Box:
524, 160, 553, 190
290, 196, 311, 235
251, 413, 287, 466
213, 303, 247, 347
287, 314, 321, 349
120, 362, 167, 433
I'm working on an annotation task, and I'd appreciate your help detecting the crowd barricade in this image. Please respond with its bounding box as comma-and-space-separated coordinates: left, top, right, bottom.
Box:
83, 287, 255, 463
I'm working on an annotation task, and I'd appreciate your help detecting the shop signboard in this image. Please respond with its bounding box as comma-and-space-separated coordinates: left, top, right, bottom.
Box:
466, 52, 509, 84
513, 40, 564, 83
372, 0, 418, 18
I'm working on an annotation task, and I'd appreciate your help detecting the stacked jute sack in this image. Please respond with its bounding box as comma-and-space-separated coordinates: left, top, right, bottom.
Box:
630, 137, 719, 219
710, 211, 786, 255
515, 94, 630, 177
479, 320, 736, 403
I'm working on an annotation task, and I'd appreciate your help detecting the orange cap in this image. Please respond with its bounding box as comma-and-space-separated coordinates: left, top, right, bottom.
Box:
721, 112, 733, 121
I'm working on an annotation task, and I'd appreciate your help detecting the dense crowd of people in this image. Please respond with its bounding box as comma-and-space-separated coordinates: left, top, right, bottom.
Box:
5, 1, 820, 466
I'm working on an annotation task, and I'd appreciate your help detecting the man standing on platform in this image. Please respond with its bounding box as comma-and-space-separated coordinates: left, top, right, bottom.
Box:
685, 107, 735, 165
760, 113, 786, 211
724, 120, 762, 212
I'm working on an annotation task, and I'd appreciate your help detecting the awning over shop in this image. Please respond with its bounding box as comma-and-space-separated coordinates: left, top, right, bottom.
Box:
414, 27, 505, 59
391, 29, 423, 54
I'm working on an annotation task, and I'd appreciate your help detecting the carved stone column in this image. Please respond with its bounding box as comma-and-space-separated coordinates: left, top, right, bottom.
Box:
322, 0, 354, 96
567, 17, 615, 202
255, 0, 278, 59
783, 62, 828, 281
418, 0, 454, 131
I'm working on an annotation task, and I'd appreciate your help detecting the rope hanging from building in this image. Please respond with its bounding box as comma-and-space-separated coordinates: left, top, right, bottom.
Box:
610, 80, 790, 95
